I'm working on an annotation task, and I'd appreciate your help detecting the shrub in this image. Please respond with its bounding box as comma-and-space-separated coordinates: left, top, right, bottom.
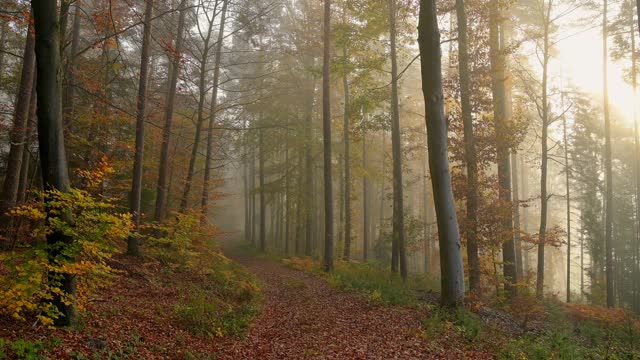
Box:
0, 188, 132, 326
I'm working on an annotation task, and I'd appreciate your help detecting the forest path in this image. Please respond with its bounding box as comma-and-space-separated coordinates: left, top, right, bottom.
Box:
214, 248, 477, 359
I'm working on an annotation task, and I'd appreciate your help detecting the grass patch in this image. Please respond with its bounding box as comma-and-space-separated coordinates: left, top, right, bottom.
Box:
324, 261, 439, 306
174, 257, 261, 338
421, 306, 483, 343
499, 301, 640, 359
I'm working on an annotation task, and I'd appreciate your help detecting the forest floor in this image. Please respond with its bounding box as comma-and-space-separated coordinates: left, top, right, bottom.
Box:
3, 243, 638, 359
216, 251, 493, 359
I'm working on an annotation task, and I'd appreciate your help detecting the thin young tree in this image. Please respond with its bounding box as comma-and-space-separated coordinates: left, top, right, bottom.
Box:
455, 0, 480, 291
603, 0, 614, 307
418, 0, 466, 306
322, 0, 334, 272
155, 0, 188, 222
128, 0, 154, 255
202, 0, 229, 224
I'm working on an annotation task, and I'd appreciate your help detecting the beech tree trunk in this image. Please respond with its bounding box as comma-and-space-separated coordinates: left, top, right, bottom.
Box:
322, 0, 334, 272
455, 0, 480, 291
363, 120, 369, 262
0, 26, 35, 247
32, 0, 74, 324
62, 1, 81, 129
128, 0, 154, 255
388, 0, 407, 280
155, 0, 187, 222
418, 0, 465, 306
603, 0, 614, 307
202, 0, 229, 224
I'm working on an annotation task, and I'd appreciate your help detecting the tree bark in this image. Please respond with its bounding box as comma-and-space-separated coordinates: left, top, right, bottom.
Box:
536, 0, 552, 299
455, 0, 480, 291
128, 0, 154, 255
202, 0, 229, 224
32, 0, 73, 324
180, 0, 219, 212
322, 0, 334, 272
388, 0, 407, 280
603, 0, 614, 307
0, 26, 35, 247
418, 0, 466, 306
490, 0, 516, 298
62, 1, 81, 130
363, 121, 369, 262
259, 112, 266, 252
155, 0, 187, 222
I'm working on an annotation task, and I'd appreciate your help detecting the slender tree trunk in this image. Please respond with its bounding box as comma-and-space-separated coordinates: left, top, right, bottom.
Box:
561, 88, 572, 303
285, 127, 291, 255
418, 0, 466, 306
378, 132, 386, 260
536, 1, 552, 299
155, 0, 187, 222
128, 0, 154, 255
363, 120, 369, 262
62, 1, 81, 130
32, 0, 73, 324
202, 0, 228, 224
303, 58, 315, 257
512, 153, 523, 280
342, 4, 352, 260
490, 0, 516, 297
18, 91, 36, 205
455, 0, 480, 291
388, 0, 407, 280
603, 0, 614, 308
0, 20, 6, 85
180, 0, 218, 212
423, 132, 431, 273
322, 0, 334, 272
630, 7, 640, 312
259, 112, 266, 252
251, 147, 256, 245
0, 26, 35, 246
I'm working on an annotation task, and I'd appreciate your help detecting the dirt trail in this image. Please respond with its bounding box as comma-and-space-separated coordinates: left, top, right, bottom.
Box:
215, 253, 485, 359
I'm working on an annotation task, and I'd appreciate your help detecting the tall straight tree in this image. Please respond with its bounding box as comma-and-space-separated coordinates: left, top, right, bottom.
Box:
603, 0, 614, 307
388, 0, 407, 280
418, 0, 466, 306
490, 0, 517, 298
202, 0, 229, 224
342, 2, 352, 261
180, 0, 220, 212
0, 23, 35, 247
32, 0, 74, 324
155, 0, 188, 222
455, 0, 480, 291
322, 0, 334, 272
362, 115, 370, 262
128, 0, 154, 255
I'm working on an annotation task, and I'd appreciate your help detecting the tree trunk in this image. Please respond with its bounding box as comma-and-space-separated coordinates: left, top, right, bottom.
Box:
363, 120, 369, 262
455, 0, 480, 291
180, 0, 219, 212
62, 1, 81, 130
259, 112, 266, 252
285, 127, 291, 255
322, 0, 334, 272
342, 5, 351, 260
561, 88, 571, 303
630, 5, 640, 311
0, 26, 35, 247
388, 0, 407, 280
512, 153, 523, 280
536, 2, 551, 299
155, 0, 187, 222
128, 0, 154, 255
418, 0, 466, 306
602, 0, 614, 308
18, 90, 36, 205
202, 0, 229, 224
32, 0, 74, 324
490, 0, 516, 298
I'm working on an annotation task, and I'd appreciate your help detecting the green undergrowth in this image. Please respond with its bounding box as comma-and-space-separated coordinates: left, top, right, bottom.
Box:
173, 255, 261, 338
499, 301, 640, 359
323, 261, 439, 305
